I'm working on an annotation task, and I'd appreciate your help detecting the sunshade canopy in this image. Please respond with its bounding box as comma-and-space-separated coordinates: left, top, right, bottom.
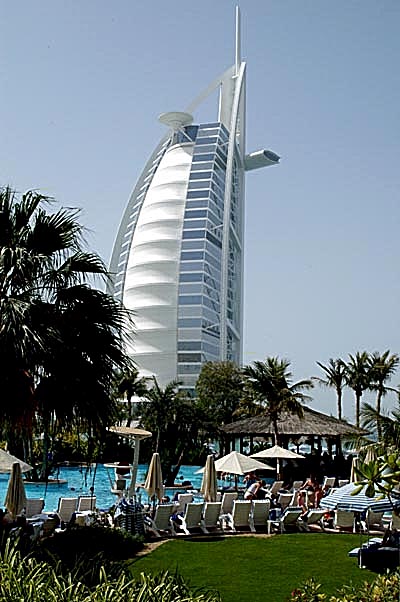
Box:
0, 449, 32, 474
108, 426, 152, 440
211, 451, 274, 475
251, 445, 305, 460
320, 482, 400, 513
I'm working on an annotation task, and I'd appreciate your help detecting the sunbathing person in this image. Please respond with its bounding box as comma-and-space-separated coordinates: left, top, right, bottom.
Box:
297, 475, 323, 509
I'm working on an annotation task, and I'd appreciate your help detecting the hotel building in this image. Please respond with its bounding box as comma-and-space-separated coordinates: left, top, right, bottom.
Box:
109, 9, 279, 393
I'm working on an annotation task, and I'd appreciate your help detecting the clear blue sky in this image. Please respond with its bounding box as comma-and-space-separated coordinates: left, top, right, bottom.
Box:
2, 1, 400, 422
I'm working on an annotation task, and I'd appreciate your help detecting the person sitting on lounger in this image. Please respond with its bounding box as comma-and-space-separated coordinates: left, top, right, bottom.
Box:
297, 475, 323, 509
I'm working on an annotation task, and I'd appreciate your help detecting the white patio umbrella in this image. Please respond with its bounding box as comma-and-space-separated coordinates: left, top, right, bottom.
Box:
200, 454, 218, 502
109, 426, 152, 497
144, 452, 164, 503
5, 462, 27, 518
0, 449, 32, 474
251, 445, 304, 479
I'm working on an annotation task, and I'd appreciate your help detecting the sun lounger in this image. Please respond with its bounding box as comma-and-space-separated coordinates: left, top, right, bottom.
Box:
57, 497, 78, 525
268, 507, 303, 534
277, 492, 294, 511
220, 491, 238, 515
268, 481, 284, 497
250, 499, 270, 532
291, 480, 303, 493
201, 502, 222, 534
365, 509, 384, 531
175, 493, 194, 514
24, 498, 45, 518
77, 496, 96, 512
144, 503, 176, 537
334, 510, 356, 532
224, 500, 253, 532
178, 502, 204, 535
297, 509, 326, 532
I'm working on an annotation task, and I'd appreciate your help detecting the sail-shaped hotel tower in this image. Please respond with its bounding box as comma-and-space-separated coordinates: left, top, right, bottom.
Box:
109, 9, 279, 393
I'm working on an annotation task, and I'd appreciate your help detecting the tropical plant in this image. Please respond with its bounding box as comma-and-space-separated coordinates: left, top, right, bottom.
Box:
344, 352, 372, 428
290, 574, 400, 602
0, 540, 220, 601
313, 359, 346, 421
196, 360, 243, 451
361, 399, 400, 449
140, 378, 205, 485
113, 367, 149, 427
0, 186, 133, 477
241, 357, 313, 445
368, 350, 399, 438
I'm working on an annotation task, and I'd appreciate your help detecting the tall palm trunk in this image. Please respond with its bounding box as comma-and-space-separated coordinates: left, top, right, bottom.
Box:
376, 389, 383, 440
337, 388, 342, 421
355, 391, 362, 428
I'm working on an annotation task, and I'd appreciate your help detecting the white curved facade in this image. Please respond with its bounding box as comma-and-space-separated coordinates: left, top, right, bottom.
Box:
109, 15, 279, 392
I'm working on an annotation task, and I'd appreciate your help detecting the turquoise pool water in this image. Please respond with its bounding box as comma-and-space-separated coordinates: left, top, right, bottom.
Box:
0, 464, 234, 512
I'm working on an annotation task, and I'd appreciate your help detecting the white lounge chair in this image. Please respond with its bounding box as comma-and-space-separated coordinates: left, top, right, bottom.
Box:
365, 509, 384, 531
250, 499, 270, 532
268, 507, 303, 534
77, 496, 96, 512
390, 510, 400, 530
269, 481, 284, 496
175, 493, 194, 514
334, 510, 356, 532
298, 508, 326, 532
322, 476, 336, 492
225, 500, 253, 532
57, 497, 78, 525
338, 479, 350, 488
25, 498, 45, 518
144, 503, 176, 537
291, 480, 304, 493
220, 491, 238, 515
178, 502, 204, 535
277, 492, 294, 511
201, 502, 222, 534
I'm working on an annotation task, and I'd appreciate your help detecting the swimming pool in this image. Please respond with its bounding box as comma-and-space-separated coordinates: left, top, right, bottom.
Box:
0, 464, 239, 512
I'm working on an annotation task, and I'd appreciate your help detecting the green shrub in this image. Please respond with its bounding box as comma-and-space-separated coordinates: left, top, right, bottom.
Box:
289, 573, 400, 602
0, 541, 220, 601
33, 525, 144, 585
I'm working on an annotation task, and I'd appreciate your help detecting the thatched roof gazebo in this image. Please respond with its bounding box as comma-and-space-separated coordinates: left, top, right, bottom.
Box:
221, 406, 366, 457
221, 406, 367, 482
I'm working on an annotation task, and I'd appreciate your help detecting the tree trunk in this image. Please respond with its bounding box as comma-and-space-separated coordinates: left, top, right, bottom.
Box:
272, 419, 280, 446
337, 388, 342, 421
376, 390, 383, 440
164, 450, 185, 486
355, 392, 361, 428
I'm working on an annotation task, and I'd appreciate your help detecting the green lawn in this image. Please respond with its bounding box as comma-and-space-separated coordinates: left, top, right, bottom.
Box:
131, 533, 377, 602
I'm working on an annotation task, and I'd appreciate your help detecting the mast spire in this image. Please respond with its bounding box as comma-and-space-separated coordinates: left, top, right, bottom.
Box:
235, 5, 241, 75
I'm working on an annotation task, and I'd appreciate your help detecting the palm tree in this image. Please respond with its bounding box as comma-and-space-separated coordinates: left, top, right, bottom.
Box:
242, 357, 313, 446
140, 378, 203, 486
361, 398, 400, 449
113, 368, 149, 427
344, 352, 372, 428
368, 350, 399, 438
313, 358, 347, 421
0, 186, 133, 473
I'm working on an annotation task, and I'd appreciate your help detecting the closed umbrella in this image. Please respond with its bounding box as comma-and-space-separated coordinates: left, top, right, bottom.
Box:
5, 462, 27, 518
200, 455, 218, 502
144, 453, 164, 503
0, 449, 32, 474
320, 481, 400, 513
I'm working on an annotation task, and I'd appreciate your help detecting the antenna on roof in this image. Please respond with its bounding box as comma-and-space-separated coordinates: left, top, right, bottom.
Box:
235, 5, 241, 76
